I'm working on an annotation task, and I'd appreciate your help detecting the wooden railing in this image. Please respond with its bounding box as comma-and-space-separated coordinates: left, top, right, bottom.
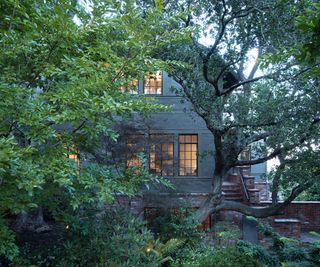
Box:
235, 167, 250, 201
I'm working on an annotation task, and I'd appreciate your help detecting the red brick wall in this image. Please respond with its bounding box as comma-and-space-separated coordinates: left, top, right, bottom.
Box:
109, 196, 320, 235
260, 201, 320, 232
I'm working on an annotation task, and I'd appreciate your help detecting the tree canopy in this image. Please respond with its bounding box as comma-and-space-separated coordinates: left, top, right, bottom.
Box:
150, 0, 320, 221
0, 0, 191, 260
1, 0, 320, 264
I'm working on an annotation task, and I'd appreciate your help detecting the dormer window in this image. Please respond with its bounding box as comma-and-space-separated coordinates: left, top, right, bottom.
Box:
144, 71, 162, 95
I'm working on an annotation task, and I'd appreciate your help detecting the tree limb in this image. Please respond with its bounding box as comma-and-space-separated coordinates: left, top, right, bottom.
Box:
194, 181, 312, 222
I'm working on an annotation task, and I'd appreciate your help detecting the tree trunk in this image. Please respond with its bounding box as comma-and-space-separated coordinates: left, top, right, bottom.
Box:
193, 171, 225, 223
12, 211, 28, 232
12, 207, 46, 232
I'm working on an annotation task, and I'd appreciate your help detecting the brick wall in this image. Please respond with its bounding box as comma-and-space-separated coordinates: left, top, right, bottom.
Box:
260, 201, 320, 232
109, 196, 320, 237
254, 182, 269, 201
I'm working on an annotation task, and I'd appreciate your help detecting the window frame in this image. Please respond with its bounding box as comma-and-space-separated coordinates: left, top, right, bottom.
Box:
178, 134, 198, 177
143, 71, 163, 95
149, 134, 174, 177
125, 134, 145, 167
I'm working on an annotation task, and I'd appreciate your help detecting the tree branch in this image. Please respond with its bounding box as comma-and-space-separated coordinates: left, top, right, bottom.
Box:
236, 147, 282, 166
220, 74, 271, 96
194, 181, 312, 222
222, 120, 279, 135
248, 46, 262, 80
72, 120, 87, 134
236, 116, 319, 166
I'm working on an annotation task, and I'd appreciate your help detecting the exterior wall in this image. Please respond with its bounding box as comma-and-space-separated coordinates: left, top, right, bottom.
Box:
137, 72, 215, 193
260, 201, 320, 232
251, 163, 267, 181
124, 71, 266, 194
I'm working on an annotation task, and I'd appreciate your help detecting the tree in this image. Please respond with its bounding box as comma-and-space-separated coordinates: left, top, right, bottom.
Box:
0, 0, 190, 260
148, 0, 320, 221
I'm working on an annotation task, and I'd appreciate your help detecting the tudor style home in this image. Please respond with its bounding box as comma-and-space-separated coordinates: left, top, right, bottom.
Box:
112, 71, 269, 225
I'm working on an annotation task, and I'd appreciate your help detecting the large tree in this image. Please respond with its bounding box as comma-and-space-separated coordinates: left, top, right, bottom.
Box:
147, 0, 320, 221
0, 0, 189, 260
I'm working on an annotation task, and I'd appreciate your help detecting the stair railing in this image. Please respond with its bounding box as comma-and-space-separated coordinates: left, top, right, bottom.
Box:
235, 167, 250, 201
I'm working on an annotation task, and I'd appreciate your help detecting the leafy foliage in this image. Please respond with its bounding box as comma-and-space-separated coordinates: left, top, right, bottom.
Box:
172, 245, 263, 267
149, 208, 204, 244
259, 221, 320, 266
147, 0, 320, 219
213, 221, 241, 246
12, 208, 157, 266
236, 240, 279, 267
0, 0, 191, 261
295, 2, 320, 65
0, 217, 19, 262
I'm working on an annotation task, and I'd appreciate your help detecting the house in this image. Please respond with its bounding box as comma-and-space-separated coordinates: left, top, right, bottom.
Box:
110, 71, 268, 227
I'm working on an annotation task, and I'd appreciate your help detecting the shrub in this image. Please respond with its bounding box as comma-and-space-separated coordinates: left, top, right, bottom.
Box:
213, 221, 241, 246
150, 208, 204, 244
236, 240, 279, 267
171, 244, 215, 267
172, 245, 263, 267
201, 246, 263, 267
259, 221, 320, 266
23, 208, 159, 267
0, 217, 19, 263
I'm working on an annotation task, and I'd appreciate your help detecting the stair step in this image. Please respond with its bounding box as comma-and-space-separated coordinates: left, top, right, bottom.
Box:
222, 186, 241, 191
223, 181, 238, 185
224, 197, 243, 201
224, 192, 242, 198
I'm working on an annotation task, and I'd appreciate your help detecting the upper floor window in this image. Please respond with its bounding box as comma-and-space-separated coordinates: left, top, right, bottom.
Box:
119, 80, 139, 94
149, 134, 174, 176
179, 134, 198, 176
144, 71, 162, 95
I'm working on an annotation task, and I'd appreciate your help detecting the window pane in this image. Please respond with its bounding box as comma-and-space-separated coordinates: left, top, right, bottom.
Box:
126, 134, 144, 167
191, 135, 198, 143
144, 71, 162, 95
149, 134, 174, 176
179, 135, 198, 176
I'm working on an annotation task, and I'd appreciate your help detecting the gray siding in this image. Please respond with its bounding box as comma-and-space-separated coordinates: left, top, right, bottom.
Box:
133, 71, 266, 193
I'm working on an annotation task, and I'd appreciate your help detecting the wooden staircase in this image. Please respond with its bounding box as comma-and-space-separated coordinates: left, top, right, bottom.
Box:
222, 181, 244, 202
222, 167, 261, 203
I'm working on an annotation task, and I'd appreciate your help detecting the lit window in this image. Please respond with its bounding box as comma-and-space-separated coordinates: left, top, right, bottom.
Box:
179, 135, 198, 176
144, 71, 162, 95
66, 147, 80, 174
119, 80, 139, 94
126, 135, 144, 167
149, 134, 174, 176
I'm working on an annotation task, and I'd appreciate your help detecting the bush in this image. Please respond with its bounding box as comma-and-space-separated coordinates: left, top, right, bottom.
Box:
149, 208, 204, 244
21, 208, 159, 267
201, 246, 263, 267
170, 244, 216, 267
0, 217, 19, 263
236, 240, 279, 267
172, 245, 263, 267
213, 221, 241, 246
259, 221, 320, 266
